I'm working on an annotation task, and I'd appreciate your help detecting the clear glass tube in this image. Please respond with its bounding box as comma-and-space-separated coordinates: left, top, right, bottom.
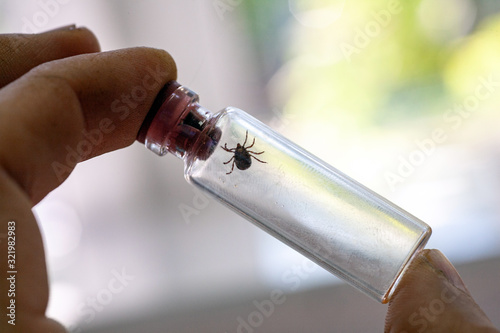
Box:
137, 81, 431, 303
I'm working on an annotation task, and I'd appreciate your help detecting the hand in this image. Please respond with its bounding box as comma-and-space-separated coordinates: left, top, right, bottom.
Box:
0, 25, 176, 332
385, 249, 499, 332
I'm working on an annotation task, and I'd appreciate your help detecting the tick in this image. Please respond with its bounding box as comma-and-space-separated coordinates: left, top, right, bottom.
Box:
221, 130, 267, 175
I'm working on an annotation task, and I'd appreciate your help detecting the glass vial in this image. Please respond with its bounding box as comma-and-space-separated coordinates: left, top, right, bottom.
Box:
137, 81, 432, 303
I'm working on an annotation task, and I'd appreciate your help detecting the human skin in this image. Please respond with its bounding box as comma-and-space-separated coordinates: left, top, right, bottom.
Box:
385, 249, 498, 332
0, 26, 497, 333
0, 25, 176, 332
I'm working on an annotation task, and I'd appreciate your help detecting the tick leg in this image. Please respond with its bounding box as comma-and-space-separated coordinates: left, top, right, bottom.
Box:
223, 156, 235, 165
250, 155, 267, 164
226, 160, 236, 175
246, 137, 256, 149
242, 130, 249, 147
221, 144, 236, 152
247, 150, 264, 155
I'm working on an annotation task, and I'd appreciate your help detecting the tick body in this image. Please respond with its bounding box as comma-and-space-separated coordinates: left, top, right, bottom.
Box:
221, 130, 267, 175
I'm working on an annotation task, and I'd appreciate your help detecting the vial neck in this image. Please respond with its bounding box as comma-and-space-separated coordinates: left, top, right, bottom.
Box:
137, 81, 220, 160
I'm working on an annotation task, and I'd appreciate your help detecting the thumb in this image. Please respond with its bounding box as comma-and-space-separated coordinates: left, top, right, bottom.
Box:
385, 249, 498, 333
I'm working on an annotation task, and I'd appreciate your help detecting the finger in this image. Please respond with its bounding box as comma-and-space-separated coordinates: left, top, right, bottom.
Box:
0, 25, 100, 88
0, 169, 66, 332
385, 249, 499, 333
0, 47, 175, 331
0, 47, 176, 203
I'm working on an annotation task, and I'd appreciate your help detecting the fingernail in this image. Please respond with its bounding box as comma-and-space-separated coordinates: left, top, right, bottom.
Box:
426, 250, 469, 294
42, 24, 77, 34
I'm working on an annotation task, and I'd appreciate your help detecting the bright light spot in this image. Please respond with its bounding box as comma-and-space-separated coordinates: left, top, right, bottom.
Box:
46, 282, 82, 328
33, 200, 82, 258
289, 0, 346, 29
418, 0, 476, 43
